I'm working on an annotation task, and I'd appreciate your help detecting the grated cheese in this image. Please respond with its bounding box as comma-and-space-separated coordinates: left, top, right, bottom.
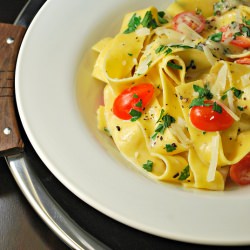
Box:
211, 63, 228, 94
241, 73, 250, 86
177, 117, 187, 128
207, 135, 220, 182
202, 45, 217, 66
154, 27, 195, 47
169, 123, 191, 147
177, 23, 203, 41
135, 27, 150, 37
135, 55, 152, 75
227, 89, 236, 113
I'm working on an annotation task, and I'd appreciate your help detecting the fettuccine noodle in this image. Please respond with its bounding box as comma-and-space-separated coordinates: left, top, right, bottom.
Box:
92, 0, 250, 190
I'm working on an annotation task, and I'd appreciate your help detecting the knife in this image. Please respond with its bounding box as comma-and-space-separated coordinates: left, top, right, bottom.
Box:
1, 1, 110, 249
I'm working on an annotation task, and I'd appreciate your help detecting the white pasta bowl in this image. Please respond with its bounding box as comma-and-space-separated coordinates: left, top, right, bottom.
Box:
16, 0, 250, 246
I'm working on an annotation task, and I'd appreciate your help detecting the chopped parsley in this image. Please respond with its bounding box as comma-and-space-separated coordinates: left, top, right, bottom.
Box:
167, 61, 183, 70
129, 109, 142, 122
237, 106, 244, 111
221, 87, 244, 100
212, 102, 222, 113
209, 32, 223, 42
155, 45, 172, 55
193, 85, 213, 100
135, 99, 143, 108
156, 109, 165, 123
178, 165, 190, 181
141, 11, 158, 29
189, 97, 207, 108
152, 112, 175, 139
241, 26, 250, 37
189, 85, 213, 108
143, 160, 153, 172
232, 87, 244, 98
123, 13, 141, 34
157, 11, 168, 24
164, 48, 173, 55
165, 143, 177, 152
170, 44, 194, 49
155, 45, 168, 54
243, 16, 250, 26
123, 10, 169, 34
186, 59, 196, 71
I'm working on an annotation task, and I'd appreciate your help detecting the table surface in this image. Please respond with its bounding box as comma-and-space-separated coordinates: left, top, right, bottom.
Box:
0, 2, 70, 249
1, 1, 250, 250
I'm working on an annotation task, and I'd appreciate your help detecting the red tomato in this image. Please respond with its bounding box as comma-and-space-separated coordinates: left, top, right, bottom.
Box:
113, 83, 154, 120
235, 57, 250, 64
230, 153, 250, 185
231, 36, 250, 48
190, 101, 234, 131
220, 26, 250, 48
173, 11, 206, 33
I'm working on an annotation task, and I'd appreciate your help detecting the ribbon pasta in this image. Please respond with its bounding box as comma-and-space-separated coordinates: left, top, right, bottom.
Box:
92, 0, 250, 190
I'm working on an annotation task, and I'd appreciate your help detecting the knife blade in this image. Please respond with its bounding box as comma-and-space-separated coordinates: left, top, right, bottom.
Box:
1, 1, 110, 249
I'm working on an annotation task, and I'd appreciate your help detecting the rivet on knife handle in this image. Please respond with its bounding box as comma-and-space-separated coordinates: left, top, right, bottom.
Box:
0, 23, 25, 156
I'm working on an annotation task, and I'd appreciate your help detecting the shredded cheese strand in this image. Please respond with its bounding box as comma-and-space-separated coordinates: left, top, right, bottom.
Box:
207, 135, 220, 182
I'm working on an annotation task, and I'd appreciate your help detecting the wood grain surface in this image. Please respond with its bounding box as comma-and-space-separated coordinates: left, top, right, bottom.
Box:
0, 23, 25, 155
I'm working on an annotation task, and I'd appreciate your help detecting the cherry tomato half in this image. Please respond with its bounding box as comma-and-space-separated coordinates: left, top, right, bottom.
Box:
190, 101, 234, 131
230, 153, 250, 185
235, 57, 250, 64
231, 36, 250, 49
173, 11, 206, 33
220, 26, 250, 48
113, 83, 154, 120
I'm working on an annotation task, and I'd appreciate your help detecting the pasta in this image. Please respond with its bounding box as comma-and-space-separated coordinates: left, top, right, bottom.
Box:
92, 0, 250, 190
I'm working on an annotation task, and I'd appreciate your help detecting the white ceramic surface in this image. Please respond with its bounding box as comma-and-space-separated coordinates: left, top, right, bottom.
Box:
16, 0, 250, 246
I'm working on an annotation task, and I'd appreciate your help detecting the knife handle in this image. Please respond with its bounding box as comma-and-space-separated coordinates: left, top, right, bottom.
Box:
0, 23, 25, 156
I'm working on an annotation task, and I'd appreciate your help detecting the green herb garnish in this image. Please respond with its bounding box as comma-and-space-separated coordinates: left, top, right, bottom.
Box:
158, 11, 168, 24
141, 11, 158, 29
212, 102, 222, 113
155, 45, 167, 54
222, 87, 244, 100
237, 106, 244, 111
170, 44, 194, 49
189, 97, 206, 108
135, 99, 143, 108
165, 48, 173, 55
193, 85, 213, 100
186, 59, 196, 71
241, 26, 250, 37
209, 32, 223, 42
167, 61, 183, 70
129, 109, 142, 122
152, 113, 176, 139
155, 46, 172, 55
143, 160, 153, 172
123, 13, 141, 34
178, 165, 190, 181
165, 143, 177, 152
243, 16, 250, 26
189, 85, 214, 108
